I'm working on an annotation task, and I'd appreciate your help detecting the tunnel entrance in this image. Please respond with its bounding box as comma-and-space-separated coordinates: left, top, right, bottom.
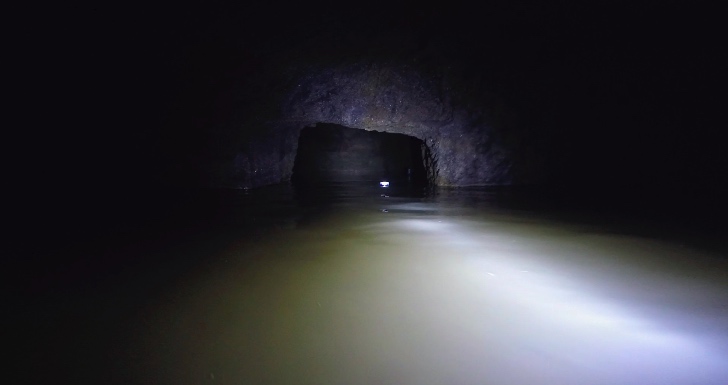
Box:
292, 123, 427, 186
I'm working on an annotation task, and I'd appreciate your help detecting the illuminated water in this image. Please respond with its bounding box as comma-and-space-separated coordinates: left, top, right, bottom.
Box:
17, 183, 728, 384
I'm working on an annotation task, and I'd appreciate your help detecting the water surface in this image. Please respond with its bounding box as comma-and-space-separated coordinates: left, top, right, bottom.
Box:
17, 183, 728, 385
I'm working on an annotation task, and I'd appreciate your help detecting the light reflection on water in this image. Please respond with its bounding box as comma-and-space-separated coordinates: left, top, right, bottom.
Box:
27, 183, 728, 384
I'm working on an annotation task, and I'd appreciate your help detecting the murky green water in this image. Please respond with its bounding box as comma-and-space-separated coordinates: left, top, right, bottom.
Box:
16, 183, 728, 384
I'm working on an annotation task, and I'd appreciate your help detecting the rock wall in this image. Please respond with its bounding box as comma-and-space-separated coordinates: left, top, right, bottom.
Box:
204, 61, 539, 189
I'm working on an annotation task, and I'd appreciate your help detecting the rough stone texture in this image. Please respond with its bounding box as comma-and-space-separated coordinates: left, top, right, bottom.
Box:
205, 61, 541, 189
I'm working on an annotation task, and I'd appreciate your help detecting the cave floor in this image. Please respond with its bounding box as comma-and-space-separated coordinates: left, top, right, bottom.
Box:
15, 183, 728, 385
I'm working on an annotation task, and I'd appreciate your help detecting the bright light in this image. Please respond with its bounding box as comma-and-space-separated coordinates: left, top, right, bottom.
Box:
136, 206, 728, 385
380, 181, 390, 187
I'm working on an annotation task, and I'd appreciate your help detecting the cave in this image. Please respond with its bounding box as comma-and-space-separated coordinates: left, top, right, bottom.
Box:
291, 123, 428, 186
17, 3, 728, 385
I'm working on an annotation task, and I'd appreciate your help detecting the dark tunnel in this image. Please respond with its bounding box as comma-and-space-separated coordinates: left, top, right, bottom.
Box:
291, 123, 428, 186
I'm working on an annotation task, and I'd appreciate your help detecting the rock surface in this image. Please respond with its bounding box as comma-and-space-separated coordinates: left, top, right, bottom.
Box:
201, 60, 542, 189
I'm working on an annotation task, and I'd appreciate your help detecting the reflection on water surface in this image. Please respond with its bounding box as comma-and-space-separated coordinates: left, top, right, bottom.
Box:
18, 182, 728, 385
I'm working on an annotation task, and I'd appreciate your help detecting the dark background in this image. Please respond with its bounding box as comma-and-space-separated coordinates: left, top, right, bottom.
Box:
11, 1, 727, 229
292, 124, 427, 184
